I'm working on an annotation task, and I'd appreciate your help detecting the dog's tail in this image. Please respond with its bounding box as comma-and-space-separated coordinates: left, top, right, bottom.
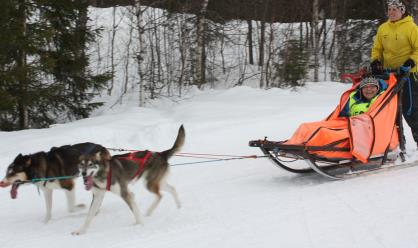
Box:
160, 125, 185, 160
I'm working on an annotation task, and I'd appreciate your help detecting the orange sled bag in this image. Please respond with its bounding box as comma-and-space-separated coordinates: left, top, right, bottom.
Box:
283, 73, 399, 163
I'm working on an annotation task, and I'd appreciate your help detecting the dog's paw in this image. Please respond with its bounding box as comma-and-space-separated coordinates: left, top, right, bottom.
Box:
69, 203, 86, 212
71, 229, 85, 235
76, 203, 86, 209
43, 215, 51, 224
134, 219, 143, 226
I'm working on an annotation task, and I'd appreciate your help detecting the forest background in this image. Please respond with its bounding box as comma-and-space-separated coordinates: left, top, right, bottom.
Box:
1, 0, 416, 131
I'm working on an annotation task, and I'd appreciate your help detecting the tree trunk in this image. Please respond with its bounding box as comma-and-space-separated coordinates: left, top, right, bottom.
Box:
178, 17, 187, 96
247, 20, 254, 65
312, 0, 319, 82
108, 7, 117, 95
322, 18, 327, 80
148, 27, 156, 99
258, 20, 266, 88
220, 26, 226, 74
17, 0, 28, 129
124, 8, 134, 94
258, 21, 265, 67
135, 0, 146, 107
265, 23, 274, 88
299, 22, 303, 48
335, 0, 347, 78
201, 22, 207, 86
163, 12, 172, 96
94, 14, 103, 75
195, 0, 209, 89
153, 9, 163, 87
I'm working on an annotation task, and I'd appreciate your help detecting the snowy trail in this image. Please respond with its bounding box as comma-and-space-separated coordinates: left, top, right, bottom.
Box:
2, 83, 418, 248
4, 160, 418, 248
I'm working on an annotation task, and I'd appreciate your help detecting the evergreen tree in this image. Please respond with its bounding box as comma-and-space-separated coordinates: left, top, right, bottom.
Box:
0, 0, 110, 131
273, 39, 309, 88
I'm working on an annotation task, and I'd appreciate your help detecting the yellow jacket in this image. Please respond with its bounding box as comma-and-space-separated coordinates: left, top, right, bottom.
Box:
371, 16, 418, 72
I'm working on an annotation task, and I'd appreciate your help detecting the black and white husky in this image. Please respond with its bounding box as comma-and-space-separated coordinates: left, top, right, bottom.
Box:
72, 125, 185, 235
0, 143, 109, 223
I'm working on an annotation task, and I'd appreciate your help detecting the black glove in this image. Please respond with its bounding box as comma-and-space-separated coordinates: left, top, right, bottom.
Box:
403, 58, 416, 68
370, 60, 383, 75
399, 59, 416, 76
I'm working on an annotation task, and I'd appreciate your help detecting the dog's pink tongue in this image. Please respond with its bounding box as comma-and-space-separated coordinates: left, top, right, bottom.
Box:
10, 183, 19, 199
84, 176, 93, 191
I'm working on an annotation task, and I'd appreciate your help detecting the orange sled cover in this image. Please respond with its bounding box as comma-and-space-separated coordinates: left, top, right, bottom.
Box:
283, 74, 399, 163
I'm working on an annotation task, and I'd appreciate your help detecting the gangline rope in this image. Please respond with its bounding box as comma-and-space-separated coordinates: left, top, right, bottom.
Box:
10, 148, 267, 184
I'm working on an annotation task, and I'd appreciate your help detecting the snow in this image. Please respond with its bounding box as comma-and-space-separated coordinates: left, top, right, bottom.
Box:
2, 82, 418, 248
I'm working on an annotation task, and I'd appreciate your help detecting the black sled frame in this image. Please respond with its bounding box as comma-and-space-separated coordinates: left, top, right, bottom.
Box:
249, 139, 399, 179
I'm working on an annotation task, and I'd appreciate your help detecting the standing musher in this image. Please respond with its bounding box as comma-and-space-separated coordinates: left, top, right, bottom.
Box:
371, 0, 418, 148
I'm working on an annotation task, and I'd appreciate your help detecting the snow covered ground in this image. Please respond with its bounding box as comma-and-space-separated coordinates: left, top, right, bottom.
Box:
2, 82, 418, 248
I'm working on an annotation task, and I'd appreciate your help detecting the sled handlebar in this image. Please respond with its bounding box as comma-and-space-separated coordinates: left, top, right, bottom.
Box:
373, 68, 410, 80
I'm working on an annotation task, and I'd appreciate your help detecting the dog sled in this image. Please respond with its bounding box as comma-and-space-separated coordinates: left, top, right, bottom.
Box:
249, 72, 411, 179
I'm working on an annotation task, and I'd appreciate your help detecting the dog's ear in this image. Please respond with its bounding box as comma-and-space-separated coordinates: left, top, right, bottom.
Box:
78, 154, 85, 161
94, 151, 102, 161
100, 148, 111, 161
13, 153, 21, 161
24, 157, 31, 167
94, 149, 111, 161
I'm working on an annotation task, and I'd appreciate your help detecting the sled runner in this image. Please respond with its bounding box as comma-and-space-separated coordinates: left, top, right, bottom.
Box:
249, 72, 409, 179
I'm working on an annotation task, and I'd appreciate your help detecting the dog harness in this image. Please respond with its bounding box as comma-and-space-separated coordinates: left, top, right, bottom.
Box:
106, 151, 153, 191
106, 168, 112, 191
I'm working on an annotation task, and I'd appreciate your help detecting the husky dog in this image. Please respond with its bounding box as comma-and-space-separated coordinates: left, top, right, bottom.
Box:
73, 125, 185, 235
0, 143, 108, 223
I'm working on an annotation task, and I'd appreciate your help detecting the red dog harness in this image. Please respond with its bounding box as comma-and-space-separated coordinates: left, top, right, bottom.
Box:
106, 151, 153, 191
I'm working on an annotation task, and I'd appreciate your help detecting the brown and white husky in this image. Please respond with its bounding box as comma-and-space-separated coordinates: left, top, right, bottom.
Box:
73, 125, 185, 235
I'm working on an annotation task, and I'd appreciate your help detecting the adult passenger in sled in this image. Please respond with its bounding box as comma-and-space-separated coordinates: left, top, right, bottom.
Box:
371, 0, 418, 147
283, 74, 394, 162
339, 77, 388, 117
